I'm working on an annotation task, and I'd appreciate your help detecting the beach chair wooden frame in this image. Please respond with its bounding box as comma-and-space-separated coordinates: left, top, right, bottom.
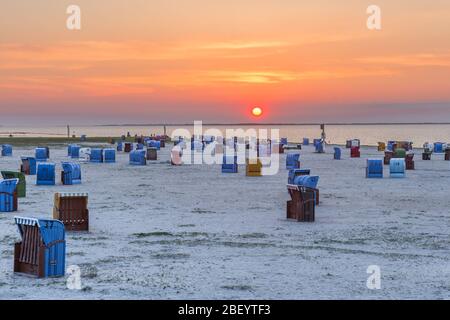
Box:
286, 184, 316, 222
53, 193, 89, 231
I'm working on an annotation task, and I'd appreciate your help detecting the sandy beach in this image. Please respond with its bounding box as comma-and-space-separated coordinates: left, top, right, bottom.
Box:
0, 142, 448, 299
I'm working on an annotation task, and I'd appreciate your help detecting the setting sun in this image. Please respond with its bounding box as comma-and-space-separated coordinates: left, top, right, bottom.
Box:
252, 107, 263, 117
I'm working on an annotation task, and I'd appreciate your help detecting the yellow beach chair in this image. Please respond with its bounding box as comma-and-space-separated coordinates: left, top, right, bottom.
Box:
246, 158, 262, 176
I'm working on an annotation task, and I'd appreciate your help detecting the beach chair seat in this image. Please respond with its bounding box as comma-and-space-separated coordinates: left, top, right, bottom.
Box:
1, 144, 13, 156
334, 147, 341, 160
146, 147, 157, 160
61, 162, 81, 185
53, 193, 89, 231
0, 179, 18, 212
117, 141, 123, 152
303, 138, 309, 146
35, 147, 48, 162
377, 142, 386, 152
366, 159, 383, 178
350, 146, 360, 158
384, 151, 394, 165
288, 169, 311, 184
246, 158, 262, 176
390, 158, 406, 178
1, 171, 26, 197
14, 216, 65, 278
222, 155, 238, 173
90, 148, 103, 163
129, 150, 146, 165
286, 185, 316, 222
103, 148, 116, 163
286, 153, 300, 169
20, 157, 37, 175
36, 163, 56, 185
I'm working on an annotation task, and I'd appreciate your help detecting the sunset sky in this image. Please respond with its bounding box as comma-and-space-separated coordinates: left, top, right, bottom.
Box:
1, 0, 449, 124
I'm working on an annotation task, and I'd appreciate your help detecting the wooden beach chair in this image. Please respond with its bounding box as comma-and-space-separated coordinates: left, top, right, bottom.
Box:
286, 185, 316, 222
53, 193, 89, 231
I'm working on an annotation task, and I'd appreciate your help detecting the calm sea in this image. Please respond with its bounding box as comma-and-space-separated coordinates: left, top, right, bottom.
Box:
1, 124, 449, 146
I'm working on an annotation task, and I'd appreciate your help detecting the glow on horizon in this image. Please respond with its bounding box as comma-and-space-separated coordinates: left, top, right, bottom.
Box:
0, 0, 449, 124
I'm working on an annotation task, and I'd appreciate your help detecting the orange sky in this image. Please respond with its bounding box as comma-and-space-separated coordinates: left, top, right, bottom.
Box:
0, 0, 449, 124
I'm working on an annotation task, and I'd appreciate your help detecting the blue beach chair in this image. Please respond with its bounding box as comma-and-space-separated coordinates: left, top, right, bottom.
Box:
286, 153, 300, 169
36, 163, 56, 185
390, 158, 406, 178
129, 150, 146, 165
1, 144, 12, 156
366, 159, 383, 178
334, 147, 341, 160
222, 155, 238, 173
61, 162, 81, 185
90, 148, 103, 163
103, 148, 116, 163
14, 216, 66, 278
0, 179, 19, 212
35, 147, 48, 162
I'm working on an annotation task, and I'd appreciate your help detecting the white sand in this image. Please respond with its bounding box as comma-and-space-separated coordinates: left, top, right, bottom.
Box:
0, 143, 449, 299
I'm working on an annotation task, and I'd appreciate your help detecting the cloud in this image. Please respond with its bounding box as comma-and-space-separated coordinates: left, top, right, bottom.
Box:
356, 53, 450, 67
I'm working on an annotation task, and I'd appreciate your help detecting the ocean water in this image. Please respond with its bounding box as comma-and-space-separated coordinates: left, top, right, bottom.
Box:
1, 124, 449, 146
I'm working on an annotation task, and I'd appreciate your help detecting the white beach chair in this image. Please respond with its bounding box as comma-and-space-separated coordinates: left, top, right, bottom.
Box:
79, 148, 91, 162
